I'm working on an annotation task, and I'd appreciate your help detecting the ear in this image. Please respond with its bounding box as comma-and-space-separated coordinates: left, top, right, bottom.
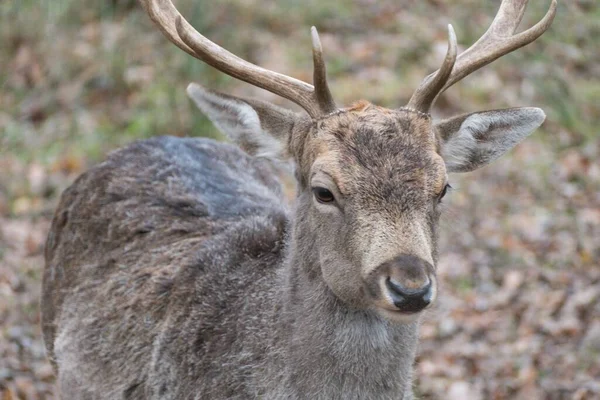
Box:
435, 107, 546, 173
186, 83, 302, 159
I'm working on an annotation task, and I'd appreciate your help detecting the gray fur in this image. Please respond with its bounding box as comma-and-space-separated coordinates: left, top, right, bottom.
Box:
436, 107, 546, 173
42, 135, 419, 399
42, 89, 545, 399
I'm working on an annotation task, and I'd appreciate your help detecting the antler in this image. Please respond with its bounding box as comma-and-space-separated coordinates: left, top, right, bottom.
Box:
407, 0, 557, 113
138, 0, 336, 118
407, 24, 457, 113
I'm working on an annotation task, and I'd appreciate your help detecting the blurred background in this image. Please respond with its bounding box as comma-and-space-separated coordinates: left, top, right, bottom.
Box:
0, 0, 598, 398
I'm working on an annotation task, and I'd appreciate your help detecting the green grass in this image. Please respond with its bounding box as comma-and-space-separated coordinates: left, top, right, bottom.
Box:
0, 0, 597, 206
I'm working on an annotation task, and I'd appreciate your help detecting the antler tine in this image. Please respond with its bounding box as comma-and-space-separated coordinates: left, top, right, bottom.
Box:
407, 24, 457, 113
311, 27, 337, 115
139, 0, 336, 118
408, 0, 557, 112
442, 0, 557, 95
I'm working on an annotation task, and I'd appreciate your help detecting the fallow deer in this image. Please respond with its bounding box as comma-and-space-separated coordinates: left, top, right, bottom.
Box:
42, 0, 557, 398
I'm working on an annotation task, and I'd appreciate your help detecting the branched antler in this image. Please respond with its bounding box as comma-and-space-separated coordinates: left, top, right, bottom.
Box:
408, 0, 557, 113
139, 0, 556, 117
139, 0, 336, 118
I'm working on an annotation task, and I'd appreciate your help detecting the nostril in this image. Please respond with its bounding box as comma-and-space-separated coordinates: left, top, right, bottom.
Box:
386, 277, 430, 297
385, 277, 432, 313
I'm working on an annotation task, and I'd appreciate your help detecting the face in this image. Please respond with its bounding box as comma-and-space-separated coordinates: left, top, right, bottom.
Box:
188, 84, 546, 323
296, 103, 449, 322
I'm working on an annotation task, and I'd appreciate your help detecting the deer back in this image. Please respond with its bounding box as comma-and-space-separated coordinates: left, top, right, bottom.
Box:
42, 136, 288, 397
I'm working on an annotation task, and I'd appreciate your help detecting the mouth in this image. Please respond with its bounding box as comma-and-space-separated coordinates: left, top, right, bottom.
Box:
375, 306, 425, 323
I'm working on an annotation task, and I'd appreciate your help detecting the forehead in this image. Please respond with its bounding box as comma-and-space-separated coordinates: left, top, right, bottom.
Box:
312, 104, 446, 205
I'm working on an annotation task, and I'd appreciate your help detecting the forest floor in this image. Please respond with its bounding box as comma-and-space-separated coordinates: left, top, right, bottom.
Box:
1, 1, 599, 399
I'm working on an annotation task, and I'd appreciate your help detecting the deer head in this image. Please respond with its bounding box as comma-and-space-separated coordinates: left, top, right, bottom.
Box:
139, 0, 556, 322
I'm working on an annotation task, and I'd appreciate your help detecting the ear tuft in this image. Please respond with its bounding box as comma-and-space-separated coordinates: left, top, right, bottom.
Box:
437, 107, 546, 173
187, 83, 296, 159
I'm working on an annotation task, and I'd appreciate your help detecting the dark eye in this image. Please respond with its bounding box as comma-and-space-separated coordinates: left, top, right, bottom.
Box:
312, 187, 335, 203
438, 183, 451, 202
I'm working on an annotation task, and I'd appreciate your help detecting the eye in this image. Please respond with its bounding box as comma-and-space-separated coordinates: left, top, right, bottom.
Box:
438, 183, 451, 202
312, 187, 335, 203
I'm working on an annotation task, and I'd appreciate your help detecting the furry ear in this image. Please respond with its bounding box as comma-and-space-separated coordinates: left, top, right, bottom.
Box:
186, 83, 301, 159
436, 108, 546, 173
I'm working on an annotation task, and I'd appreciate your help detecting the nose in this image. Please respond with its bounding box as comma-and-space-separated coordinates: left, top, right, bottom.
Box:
368, 254, 435, 314
385, 277, 432, 313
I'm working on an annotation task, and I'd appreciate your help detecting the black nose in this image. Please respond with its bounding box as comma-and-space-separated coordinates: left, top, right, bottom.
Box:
385, 277, 432, 313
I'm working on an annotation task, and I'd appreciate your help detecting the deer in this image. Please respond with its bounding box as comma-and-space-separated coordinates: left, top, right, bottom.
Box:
41, 0, 557, 398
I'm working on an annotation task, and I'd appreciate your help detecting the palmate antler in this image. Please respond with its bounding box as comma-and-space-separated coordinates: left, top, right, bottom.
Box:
408, 0, 558, 113
138, 0, 336, 118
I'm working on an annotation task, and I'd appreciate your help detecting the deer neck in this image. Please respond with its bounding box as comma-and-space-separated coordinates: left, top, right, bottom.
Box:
265, 201, 420, 398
